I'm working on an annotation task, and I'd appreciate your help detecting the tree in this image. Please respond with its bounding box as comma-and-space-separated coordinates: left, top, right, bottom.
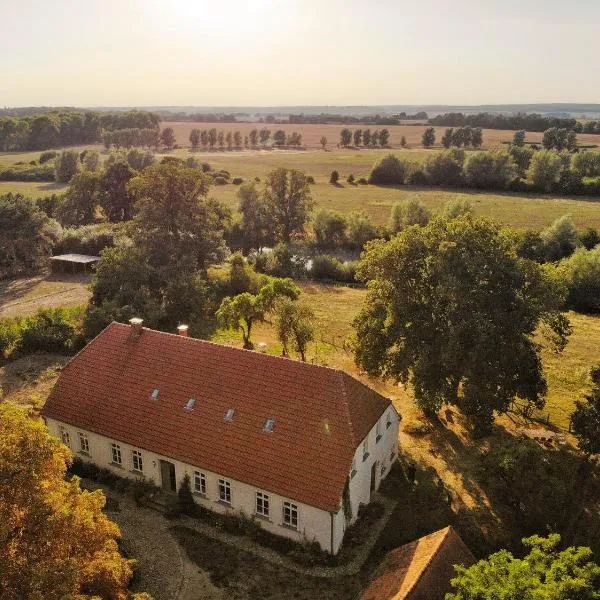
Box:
362, 129, 372, 146
217, 131, 224, 149
238, 182, 274, 250
99, 160, 135, 222
225, 131, 233, 150
559, 246, 600, 312
320, 136, 328, 150
388, 200, 430, 234
423, 149, 464, 186
580, 227, 600, 250
470, 127, 483, 148
509, 145, 534, 178
275, 298, 315, 361
353, 129, 362, 146
421, 127, 436, 147
83, 150, 101, 172
160, 127, 176, 150
527, 149, 564, 192
353, 215, 570, 433
263, 168, 313, 243
513, 129, 526, 147
200, 129, 208, 148
0, 403, 143, 599
340, 128, 352, 147
447, 534, 600, 600
0, 193, 60, 279
400, 135, 407, 147
259, 128, 271, 145
540, 214, 579, 261
346, 211, 379, 250
54, 149, 80, 183
217, 279, 300, 349
208, 128, 217, 149
379, 129, 390, 147
58, 170, 100, 225
313, 209, 347, 247
441, 128, 454, 149
463, 150, 517, 189
189, 128, 200, 150
330, 170, 340, 184
233, 131, 242, 148
273, 129, 286, 146
370, 130, 380, 147
249, 129, 258, 146
571, 366, 600, 455
244, 135, 249, 148
368, 154, 406, 184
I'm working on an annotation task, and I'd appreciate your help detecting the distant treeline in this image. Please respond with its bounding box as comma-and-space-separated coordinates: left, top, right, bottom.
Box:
428, 112, 600, 134
0, 110, 161, 151
286, 112, 428, 125
162, 112, 240, 123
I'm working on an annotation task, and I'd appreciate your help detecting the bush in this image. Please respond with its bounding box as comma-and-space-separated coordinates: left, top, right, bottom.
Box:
347, 174, 355, 184
560, 246, 600, 312
368, 154, 406, 185
232, 177, 243, 185
54, 149, 80, 183
357, 177, 368, 185
310, 255, 357, 283
0, 163, 55, 182
464, 150, 517, 189
213, 176, 227, 185
0, 318, 22, 357
423, 150, 464, 186
313, 209, 347, 247
39, 151, 58, 164
527, 149, 564, 192
329, 170, 339, 184
54, 223, 122, 256
389, 200, 430, 234
18, 308, 79, 354
306, 175, 315, 184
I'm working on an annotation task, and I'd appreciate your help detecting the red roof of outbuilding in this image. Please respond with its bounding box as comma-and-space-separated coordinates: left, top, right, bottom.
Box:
42, 322, 391, 511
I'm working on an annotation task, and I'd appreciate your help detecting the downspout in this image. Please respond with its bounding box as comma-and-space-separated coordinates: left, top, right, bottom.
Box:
330, 511, 334, 554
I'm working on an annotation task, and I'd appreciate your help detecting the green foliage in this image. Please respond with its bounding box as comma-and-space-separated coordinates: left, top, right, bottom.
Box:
580, 227, 600, 250
275, 298, 315, 361
82, 150, 101, 172
340, 128, 352, 147
125, 148, 155, 171
189, 128, 200, 149
0, 193, 61, 279
54, 149, 80, 183
559, 246, 600, 312
160, 127, 176, 149
423, 150, 464, 186
571, 366, 600, 455
39, 150, 58, 164
513, 129, 526, 146
0, 318, 22, 357
508, 144, 534, 178
369, 154, 407, 185
310, 255, 357, 284
421, 127, 436, 147
0, 162, 55, 182
329, 170, 339, 184
238, 182, 274, 251
527, 149, 564, 192
463, 150, 517, 189
17, 307, 80, 354
313, 209, 347, 247
346, 211, 380, 250
98, 159, 136, 222
54, 223, 122, 256
57, 170, 100, 226
443, 199, 474, 220
447, 534, 600, 600
353, 216, 570, 433
540, 214, 579, 261
388, 199, 431, 234
263, 168, 313, 243
573, 151, 600, 178
232, 176, 243, 185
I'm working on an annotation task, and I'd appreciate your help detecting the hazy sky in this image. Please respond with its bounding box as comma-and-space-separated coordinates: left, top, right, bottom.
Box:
2, 0, 600, 107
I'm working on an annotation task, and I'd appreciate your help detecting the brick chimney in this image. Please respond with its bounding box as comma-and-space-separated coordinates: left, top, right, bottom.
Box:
129, 317, 143, 336
177, 324, 189, 337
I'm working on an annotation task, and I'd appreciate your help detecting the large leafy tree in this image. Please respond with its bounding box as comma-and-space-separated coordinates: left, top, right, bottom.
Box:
263, 168, 313, 244
275, 298, 315, 361
353, 215, 570, 433
0, 403, 149, 599
572, 366, 600, 455
99, 160, 136, 222
57, 170, 100, 226
447, 534, 600, 600
238, 182, 274, 251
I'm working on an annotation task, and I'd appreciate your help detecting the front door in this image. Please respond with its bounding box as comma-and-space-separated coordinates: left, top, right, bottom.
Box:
160, 460, 176, 492
370, 461, 378, 495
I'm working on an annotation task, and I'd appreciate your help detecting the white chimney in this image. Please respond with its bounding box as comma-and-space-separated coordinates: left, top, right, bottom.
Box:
129, 317, 143, 335
177, 324, 189, 337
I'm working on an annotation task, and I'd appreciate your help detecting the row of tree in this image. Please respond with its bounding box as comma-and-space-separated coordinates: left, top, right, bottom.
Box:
189, 128, 303, 150
0, 110, 160, 151
439, 126, 484, 148
339, 128, 391, 147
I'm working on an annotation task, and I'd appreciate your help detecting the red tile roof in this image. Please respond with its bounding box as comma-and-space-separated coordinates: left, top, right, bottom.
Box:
42, 322, 391, 512
360, 527, 475, 600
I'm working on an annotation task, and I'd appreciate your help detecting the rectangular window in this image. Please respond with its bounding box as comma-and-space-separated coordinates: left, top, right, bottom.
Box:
60, 427, 70, 447
132, 450, 143, 472
362, 438, 369, 461
283, 501, 298, 528
111, 443, 122, 465
376, 420, 382, 442
256, 492, 270, 517
218, 479, 231, 503
194, 471, 206, 495
78, 432, 89, 454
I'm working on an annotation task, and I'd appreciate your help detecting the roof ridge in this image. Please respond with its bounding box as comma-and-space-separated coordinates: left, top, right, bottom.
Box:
405, 526, 453, 599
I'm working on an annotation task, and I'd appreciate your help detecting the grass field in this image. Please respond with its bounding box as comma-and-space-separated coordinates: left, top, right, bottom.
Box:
0, 181, 68, 198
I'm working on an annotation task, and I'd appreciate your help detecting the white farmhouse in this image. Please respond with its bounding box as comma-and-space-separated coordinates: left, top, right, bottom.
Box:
42, 319, 400, 554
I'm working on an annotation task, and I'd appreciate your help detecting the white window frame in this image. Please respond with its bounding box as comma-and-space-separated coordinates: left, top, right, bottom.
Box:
132, 449, 143, 472
78, 432, 89, 454
60, 427, 70, 447
362, 437, 369, 461
283, 501, 298, 528
111, 443, 122, 465
376, 420, 382, 442
218, 479, 231, 504
194, 471, 206, 495
256, 491, 270, 517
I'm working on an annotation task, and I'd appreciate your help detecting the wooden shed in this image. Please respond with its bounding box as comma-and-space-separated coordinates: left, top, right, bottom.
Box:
50, 254, 100, 274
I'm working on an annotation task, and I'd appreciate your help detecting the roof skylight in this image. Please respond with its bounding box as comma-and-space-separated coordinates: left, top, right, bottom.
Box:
185, 398, 196, 411
224, 408, 235, 422
151, 388, 160, 400
263, 418, 275, 433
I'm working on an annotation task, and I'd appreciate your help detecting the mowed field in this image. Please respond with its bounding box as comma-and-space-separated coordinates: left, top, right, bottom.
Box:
164, 120, 600, 151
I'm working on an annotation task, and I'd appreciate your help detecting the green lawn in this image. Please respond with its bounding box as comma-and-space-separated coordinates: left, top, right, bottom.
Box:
0, 181, 68, 198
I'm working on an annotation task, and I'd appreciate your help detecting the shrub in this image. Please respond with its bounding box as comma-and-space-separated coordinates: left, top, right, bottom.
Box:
464, 150, 517, 189
423, 150, 464, 186
357, 177, 368, 185
213, 176, 227, 185
54, 149, 80, 183
527, 149, 564, 192
201, 162, 211, 172
39, 151, 58, 164
389, 200, 430, 234
232, 177, 243, 185
347, 174, 355, 184
18, 308, 78, 354
54, 223, 122, 256
368, 154, 406, 185
0, 318, 22, 357
329, 170, 339, 184
560, 246, 600, 312
310, 255, 357, 283
0, 163, 55, 182
306, 175, 315, 184
313, 209, 347, 247
540, 214, 579, 261
346, 211, 379, 249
